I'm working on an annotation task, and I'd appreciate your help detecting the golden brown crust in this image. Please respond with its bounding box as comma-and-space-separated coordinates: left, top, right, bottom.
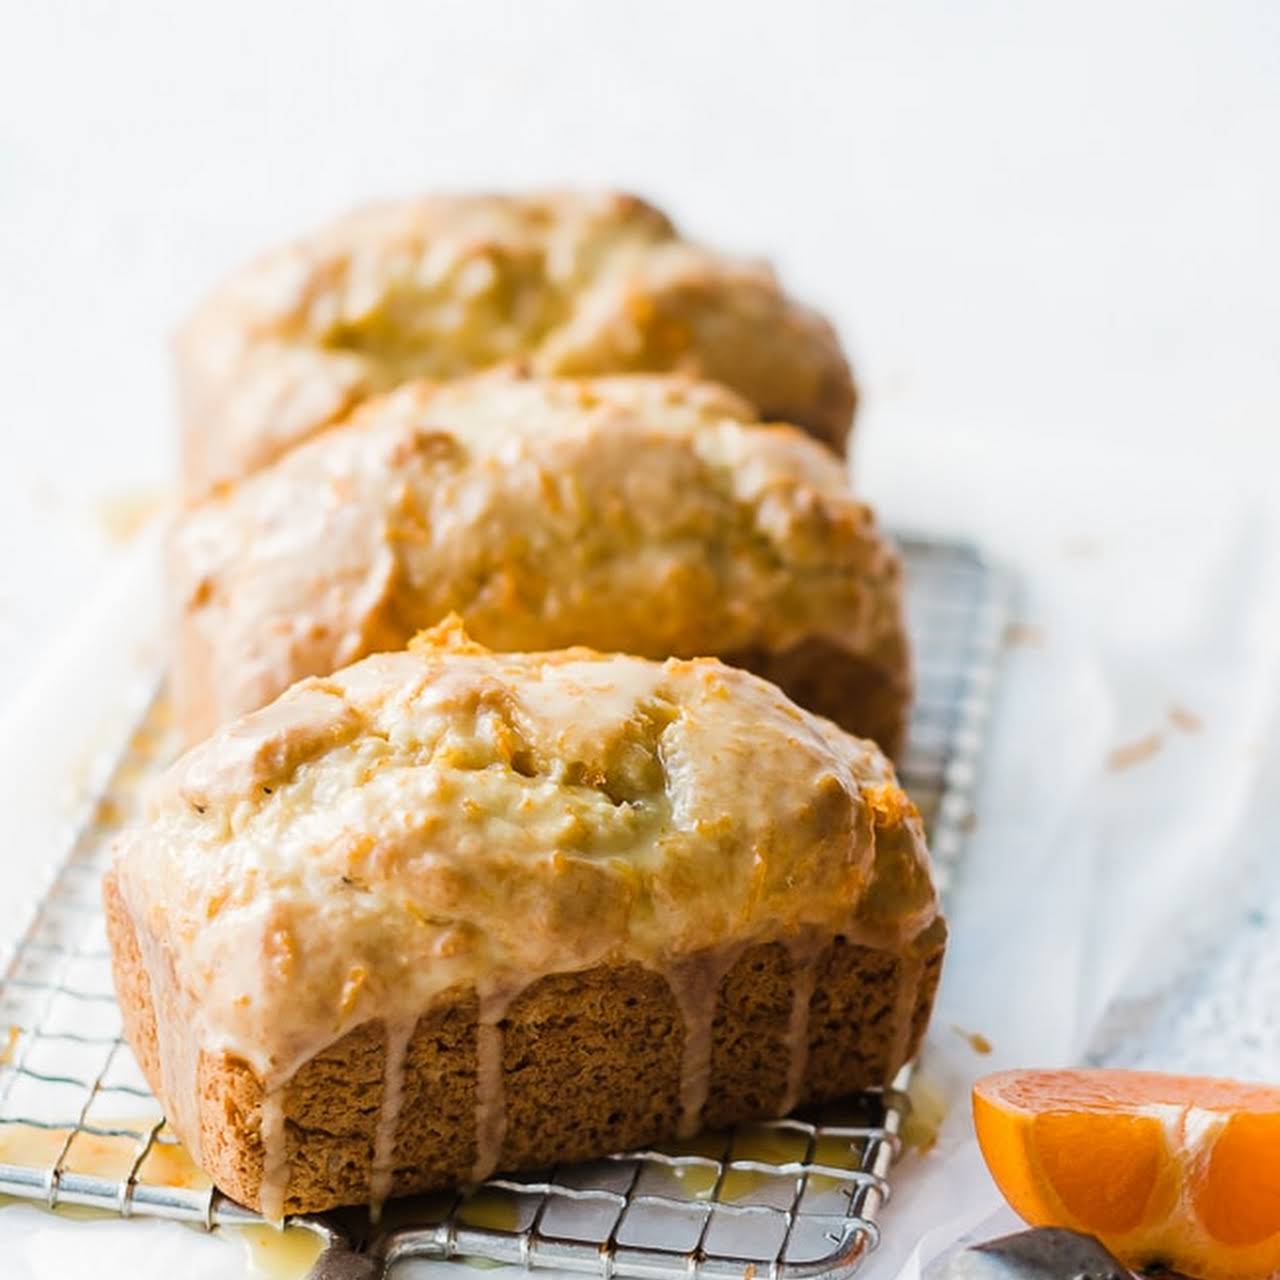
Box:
171, 372, 907, 750
723, 636, 912, 762
105, 870, 944, 1214
108, 631, 943, 1215
175, 191, 855, 494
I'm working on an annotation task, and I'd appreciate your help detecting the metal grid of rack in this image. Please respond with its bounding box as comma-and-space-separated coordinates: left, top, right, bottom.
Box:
0, 534, 1011, 1279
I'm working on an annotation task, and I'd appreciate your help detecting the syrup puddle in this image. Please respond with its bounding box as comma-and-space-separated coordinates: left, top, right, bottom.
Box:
0, 1117, 207, 1187
455, 1189, 522, 1269
0, 1119, 323, 1280
720, 1127, 808, 1201
237, 1223, 325, 1279
457, 1187, 523, 1232
808, 1131, 869, 1194
901, 1073, 948, 1156
654, 1129, 726, 1200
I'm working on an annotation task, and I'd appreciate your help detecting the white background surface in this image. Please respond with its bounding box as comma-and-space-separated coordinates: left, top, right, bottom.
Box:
2, 2, 1279, 1277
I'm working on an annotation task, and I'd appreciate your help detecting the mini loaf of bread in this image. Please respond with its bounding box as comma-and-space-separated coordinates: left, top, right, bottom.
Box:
106, 623, 945, 1218
176, 191, 856, 494
172, 372, 910, 751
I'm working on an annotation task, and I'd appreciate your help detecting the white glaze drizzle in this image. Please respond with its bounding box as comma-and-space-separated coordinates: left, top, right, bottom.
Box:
666, 945, 747, 1139
778, 931, 827, 1116
258, 1089, 290, 1224
113, 876, 204, 1165
368, 1017, 416, 1217
470, 983, 523, 1184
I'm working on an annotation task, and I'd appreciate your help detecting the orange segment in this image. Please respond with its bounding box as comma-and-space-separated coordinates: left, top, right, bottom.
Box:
973, 1069, 1280, 1280
1200, 1113, 1280, 1248
1032, 1111, 1162, 1233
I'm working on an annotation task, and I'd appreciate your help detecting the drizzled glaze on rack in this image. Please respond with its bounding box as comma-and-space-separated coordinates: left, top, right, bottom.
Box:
106, 618, 942, 1220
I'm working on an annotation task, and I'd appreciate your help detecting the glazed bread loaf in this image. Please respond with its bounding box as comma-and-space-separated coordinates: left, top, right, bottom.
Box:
172, 372, 909, 750
176, 191, 855, 493
106, 623, 944, 1218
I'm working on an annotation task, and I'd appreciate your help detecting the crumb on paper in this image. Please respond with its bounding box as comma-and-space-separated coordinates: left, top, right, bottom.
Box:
1168, 704, 1203, 734
1, 1023, 18, 1065
1107, 732, 1164, 771
96, 489, 163, 544
952, 1025, 993, 1055
1003, 621, 1046, 649
92, 795, 123, 828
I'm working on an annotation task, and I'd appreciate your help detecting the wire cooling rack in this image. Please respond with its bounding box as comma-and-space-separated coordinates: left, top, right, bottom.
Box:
0, 534, 1011, 1280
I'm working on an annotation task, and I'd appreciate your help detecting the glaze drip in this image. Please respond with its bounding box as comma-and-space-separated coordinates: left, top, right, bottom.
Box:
369, 1018, 415, 1217
112, 875, 203, 1167
778, 932, 827, 1117
667, 946, 748, 1138
471, 984, 523, 1184
258, 1090, 289, 1223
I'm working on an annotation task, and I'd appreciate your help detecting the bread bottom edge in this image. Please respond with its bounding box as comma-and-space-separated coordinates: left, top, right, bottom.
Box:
104, 872, 944, 1215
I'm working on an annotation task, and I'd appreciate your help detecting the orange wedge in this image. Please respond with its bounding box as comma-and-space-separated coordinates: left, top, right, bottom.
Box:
974, 1069, 1280, 1280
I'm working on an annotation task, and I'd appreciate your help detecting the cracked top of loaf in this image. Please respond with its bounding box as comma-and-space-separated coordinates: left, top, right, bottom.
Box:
171, 371, 904, 743
176, 190, 855, 493
113, 621, 939, 1088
